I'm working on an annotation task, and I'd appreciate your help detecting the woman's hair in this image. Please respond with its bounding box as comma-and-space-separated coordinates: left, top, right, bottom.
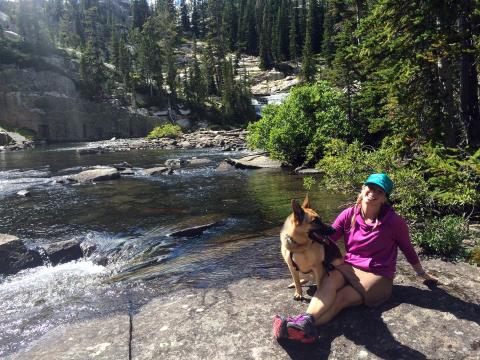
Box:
350, 186, 391, 230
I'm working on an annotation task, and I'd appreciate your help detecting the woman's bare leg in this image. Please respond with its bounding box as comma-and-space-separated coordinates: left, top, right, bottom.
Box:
314, 285, 363, 325
305, 270, 347, 320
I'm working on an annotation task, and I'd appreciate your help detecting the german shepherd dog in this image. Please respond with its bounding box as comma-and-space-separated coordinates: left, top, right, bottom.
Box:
280, 195, 343, 300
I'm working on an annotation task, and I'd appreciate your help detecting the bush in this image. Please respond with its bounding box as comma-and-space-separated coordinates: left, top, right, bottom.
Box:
412, 216, 469, 257
468, 246, 480, 266
146, 124, 182, 139
316, 139, 479, 222
247, 81, 350, 166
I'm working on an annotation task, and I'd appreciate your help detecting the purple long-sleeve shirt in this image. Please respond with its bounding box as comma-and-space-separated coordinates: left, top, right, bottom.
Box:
330, 205, 419, 279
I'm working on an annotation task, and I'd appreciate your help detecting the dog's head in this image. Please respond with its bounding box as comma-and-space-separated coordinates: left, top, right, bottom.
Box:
283, 195, 335, 250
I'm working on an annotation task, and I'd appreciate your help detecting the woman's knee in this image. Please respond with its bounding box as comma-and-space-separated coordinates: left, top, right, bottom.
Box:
336, 285, 363, 308
318, 270, 345, 291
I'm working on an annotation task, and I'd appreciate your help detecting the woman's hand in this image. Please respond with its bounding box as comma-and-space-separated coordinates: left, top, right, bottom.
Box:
418, 271, 439, 286
412, 262, 439, 286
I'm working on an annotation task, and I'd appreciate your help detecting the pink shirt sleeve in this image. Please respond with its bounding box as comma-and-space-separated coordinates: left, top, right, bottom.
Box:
394, 215, 420, 265
330, 207, 354, 242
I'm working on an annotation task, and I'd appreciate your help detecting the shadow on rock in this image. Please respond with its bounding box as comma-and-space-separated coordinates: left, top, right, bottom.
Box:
278, 284, 480, 360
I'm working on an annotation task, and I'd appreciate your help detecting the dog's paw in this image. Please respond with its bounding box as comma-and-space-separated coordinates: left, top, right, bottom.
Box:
293, 292, 303, 301
287, 279, 308, 288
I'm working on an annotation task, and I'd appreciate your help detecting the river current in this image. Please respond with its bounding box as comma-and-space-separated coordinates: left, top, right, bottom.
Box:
0, 143, 347, 356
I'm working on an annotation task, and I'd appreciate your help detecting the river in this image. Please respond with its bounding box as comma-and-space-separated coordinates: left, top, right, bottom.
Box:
0, 142, 348, 357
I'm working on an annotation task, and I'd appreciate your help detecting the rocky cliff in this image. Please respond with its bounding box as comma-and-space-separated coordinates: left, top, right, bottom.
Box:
0, 55, 168, 142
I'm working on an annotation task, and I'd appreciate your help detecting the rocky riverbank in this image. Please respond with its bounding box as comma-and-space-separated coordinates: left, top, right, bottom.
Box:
75, 129, 248, 154
5, 251, 479, 360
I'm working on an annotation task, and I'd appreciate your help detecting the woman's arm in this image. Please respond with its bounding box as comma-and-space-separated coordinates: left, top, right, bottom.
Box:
411, 262, 439, 284
396, 216, 439, 284
329, 207, 354, 242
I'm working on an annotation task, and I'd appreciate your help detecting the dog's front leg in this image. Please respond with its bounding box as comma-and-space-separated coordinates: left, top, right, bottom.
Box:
312, 267, 325, 295
287, 260, 304, 301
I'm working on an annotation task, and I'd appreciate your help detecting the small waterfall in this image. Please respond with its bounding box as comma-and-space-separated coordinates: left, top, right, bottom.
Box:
35, 246, 52, 267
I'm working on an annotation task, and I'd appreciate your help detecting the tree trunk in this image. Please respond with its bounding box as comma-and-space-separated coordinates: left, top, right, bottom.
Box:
459, 0, 480, 148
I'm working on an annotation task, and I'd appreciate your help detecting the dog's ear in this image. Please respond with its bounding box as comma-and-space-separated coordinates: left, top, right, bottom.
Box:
302, 194, 310, 209
291, 199, 305, 224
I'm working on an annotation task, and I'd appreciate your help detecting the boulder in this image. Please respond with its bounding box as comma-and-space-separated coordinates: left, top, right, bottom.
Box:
0, 132, 13, 146
143, 167, 173, 176
67, 168, 120, 183
0, 234, 43, 275
216, 161, 236, 172
186, 158, 212, 166
226, 155, 284, 169
295, 168, 321, 175
164, 159, 186, 168
40, 240, 84, 266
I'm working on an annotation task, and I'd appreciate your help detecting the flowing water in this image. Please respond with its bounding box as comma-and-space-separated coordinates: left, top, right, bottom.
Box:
0, 143, 348, 356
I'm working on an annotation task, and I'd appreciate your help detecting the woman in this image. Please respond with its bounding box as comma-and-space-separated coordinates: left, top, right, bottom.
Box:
274, 173, 438, 343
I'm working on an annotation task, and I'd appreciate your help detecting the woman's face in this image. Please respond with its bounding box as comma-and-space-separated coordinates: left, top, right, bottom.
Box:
362, 184, 387, 206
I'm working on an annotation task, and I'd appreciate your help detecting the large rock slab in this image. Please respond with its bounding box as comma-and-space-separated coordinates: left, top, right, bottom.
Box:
67, 168, 120, 183
131, 257, 479, 360
0, 234, 42, 275
6, 314, 130, 360
226, 155, 284, 169
4, 251, 479, 359
41, 240, 84, 266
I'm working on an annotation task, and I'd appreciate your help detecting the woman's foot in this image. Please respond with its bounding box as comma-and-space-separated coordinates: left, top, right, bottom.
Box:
273, 313, 318, 344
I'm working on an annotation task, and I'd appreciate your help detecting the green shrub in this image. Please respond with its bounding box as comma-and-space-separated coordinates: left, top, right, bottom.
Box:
303, 176, 316, 191
316, 139, 479, 222
247, 81, 349, 166
414, 145, 480, 212
468, 246, 480, 266
412, 216, 469, 257
146, 124, 182, 139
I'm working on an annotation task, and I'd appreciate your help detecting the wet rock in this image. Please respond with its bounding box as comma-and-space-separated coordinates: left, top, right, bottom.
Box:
0, 234, 42, 275
67, 168, 120, 183
226, 154, 285, 169
76, 148, 103, 155
143, 167, 173, 176
164, 158, 186, 168
295, 168, 321, 175
167, 221, 221, 237
80, 241, 97, 257
178, 141, 193, 149
112, 162, 133, 171
41, 240, 84, 266
0, 131, 13, 146
216, 161, 236, 172
16, 190, 31, 197
119, 169, 135, 176
186, 158, 211, 166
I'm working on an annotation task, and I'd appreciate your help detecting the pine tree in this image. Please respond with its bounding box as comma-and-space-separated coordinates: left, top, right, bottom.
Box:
289, 2, 299, 63
301, 2, 315, 82
132, 0, 150, 29
191, 0, 201, 37
259, 0, 273, 70
180, 0, 190, 33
